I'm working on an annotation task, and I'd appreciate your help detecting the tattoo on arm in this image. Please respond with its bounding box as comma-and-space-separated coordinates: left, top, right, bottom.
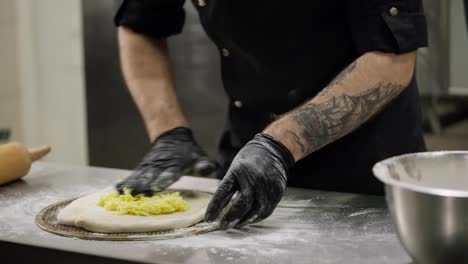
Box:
290, 82, 404, 156
286, 130, 305, 153
327, 61, 357, 87
315, 61, 357, 98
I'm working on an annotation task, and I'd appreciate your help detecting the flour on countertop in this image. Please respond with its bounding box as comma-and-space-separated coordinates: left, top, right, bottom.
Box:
0, 162, 408, 264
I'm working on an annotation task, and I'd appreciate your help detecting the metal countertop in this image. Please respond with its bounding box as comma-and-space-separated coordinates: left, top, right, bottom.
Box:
0, 162, 411, 264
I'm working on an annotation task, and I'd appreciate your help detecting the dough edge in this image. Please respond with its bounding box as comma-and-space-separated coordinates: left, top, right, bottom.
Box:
57, 190, 213, 233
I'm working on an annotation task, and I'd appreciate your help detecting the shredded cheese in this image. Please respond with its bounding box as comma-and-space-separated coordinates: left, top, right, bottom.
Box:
97, 190, 191, 216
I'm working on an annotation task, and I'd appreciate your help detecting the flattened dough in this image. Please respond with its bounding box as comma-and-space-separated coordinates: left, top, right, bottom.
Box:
57, 190, 212, 233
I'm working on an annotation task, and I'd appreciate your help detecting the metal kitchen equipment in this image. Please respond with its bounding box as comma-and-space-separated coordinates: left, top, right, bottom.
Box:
418, 0, 468, 134
418, 0, 468, 96
373, 151, 468, 264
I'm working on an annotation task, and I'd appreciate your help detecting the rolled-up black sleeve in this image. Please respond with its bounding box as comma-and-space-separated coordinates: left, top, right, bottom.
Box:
345, 0, 428, 55
114, 0, 186, 39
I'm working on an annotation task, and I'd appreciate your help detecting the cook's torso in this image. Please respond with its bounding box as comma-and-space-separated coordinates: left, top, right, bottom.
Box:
191, 0, 426, 194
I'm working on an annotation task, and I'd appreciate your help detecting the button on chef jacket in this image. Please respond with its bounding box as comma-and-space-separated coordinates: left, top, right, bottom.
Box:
115, 0, 428, 195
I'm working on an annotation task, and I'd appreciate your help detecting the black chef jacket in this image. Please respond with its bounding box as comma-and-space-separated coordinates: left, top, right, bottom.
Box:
115, 0, 428, 195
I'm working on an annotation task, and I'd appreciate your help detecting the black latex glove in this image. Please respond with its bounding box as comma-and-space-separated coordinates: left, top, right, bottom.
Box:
116, 127, 217, 195
205, 133, 295, 229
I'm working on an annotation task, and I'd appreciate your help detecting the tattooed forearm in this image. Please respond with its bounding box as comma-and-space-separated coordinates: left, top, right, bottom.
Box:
263, 52, 416, 161
328, 62, 357, 87
318, 61, 356, 97
286, 130, 305, 153
290, 82, 404, 156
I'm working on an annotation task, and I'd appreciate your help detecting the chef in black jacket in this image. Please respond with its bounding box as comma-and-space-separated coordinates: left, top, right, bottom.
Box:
115, 0, 428, 229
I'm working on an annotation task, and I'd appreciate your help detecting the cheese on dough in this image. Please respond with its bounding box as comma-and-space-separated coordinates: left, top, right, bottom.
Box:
98, 191, 190, 216
57, 189, 213, 233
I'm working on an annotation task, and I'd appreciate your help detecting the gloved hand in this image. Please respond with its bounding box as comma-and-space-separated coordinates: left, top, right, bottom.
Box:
205, 133, 295, 229
116, 127, 217, 195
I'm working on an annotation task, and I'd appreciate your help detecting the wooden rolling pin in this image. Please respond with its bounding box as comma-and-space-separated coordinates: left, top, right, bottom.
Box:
0, 142, 51, 185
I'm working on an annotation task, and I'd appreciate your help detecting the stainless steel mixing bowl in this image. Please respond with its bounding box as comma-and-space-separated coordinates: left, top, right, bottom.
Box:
373, 151, 468, 264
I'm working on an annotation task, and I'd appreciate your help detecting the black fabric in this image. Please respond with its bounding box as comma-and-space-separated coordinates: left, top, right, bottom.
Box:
115, 0, 428, 195
114, 0, 186, 38
345, 0, 427, 54
465, 0, 468, 34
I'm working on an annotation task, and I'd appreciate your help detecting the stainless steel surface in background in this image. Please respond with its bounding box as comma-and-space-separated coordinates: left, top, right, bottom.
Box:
416, 0, 449, 96
417, 0, 468, 95
374, 151, 468, 264
82, 0, 226, 169
0, 162, 410, 264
